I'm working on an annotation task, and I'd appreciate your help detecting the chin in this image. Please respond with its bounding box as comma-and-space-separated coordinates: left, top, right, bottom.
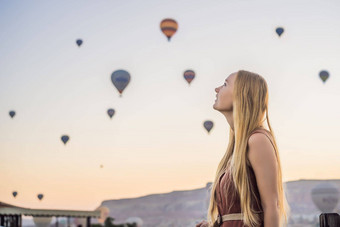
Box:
213, 103, 218, 110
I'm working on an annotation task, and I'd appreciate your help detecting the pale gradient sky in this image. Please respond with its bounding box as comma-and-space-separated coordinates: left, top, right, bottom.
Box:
1, 0, 340, 211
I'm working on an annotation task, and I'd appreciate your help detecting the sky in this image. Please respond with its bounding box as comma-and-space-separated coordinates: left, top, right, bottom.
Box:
1, 0, 340, 211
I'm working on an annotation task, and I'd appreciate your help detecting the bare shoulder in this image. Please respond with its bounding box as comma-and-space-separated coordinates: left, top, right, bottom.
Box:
247, 131, 280, 209
247, 132, 277, 166
248, 131, 273, 148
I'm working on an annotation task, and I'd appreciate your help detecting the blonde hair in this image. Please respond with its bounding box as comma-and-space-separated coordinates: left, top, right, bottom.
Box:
207, 70, 290, 227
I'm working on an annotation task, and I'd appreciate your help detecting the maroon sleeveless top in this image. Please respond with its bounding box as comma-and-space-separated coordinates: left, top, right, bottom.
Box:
215, 128, 274, 227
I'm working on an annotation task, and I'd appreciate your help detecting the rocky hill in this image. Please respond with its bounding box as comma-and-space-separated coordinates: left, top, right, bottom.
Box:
97, 180, 340, 227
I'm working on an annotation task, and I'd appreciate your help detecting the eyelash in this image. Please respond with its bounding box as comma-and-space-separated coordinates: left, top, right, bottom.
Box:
223, 83, 227, 86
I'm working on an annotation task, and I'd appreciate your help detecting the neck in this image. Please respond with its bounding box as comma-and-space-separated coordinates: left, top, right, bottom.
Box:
222, 111, 265, 131
222, 111, 234, 130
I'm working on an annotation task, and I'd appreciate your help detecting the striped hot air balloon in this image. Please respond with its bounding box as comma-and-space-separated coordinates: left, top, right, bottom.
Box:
160, 18, 178, 41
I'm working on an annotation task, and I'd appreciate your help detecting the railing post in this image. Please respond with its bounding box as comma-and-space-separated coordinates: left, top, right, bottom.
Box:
86, 217, 91, 227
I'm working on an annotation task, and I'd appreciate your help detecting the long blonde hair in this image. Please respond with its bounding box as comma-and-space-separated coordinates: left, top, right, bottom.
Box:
207, 70, 290, 227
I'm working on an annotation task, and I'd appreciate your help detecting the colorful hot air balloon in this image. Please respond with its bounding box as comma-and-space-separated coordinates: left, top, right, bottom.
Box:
107, 109, 115, 119
76, 39, 83, 47
111, 70, 131, 97
9, 111, 15, 118
12, 191, 18, 198
160, 18, 178, 41
275, 27, 284, 37
203, 120, 214, 133
183, 70, 195, 85
311, 183, 339, 213
61, 135, 69, 145
37, 194, 44, 201
319, 70, 329, 83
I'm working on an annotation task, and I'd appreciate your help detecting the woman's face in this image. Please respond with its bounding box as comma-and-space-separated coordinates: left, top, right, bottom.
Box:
213, 72, 237, 112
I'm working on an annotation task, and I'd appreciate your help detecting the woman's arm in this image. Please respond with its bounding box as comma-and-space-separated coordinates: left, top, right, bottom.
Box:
248, 133, 281, 227
263, 205, 280, 227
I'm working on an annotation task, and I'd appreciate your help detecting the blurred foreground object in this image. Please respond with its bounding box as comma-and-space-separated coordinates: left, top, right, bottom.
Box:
319, 213, 340, 227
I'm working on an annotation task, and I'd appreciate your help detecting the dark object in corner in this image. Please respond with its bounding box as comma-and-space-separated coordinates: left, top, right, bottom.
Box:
319, 213, 340, 227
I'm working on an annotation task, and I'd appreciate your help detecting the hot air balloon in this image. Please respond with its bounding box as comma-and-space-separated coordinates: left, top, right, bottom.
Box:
37, 194, 44, 201
160, 18, 178, 41
61, 135, 69, 145
107, 109, 115, 119
12, 191, 18, 198
203, 120, 214, 133
9, 111, 15, 118
111, 70, 131, 97
311, 182, 339, 213
76, 39, 83, 47
275, 27, 284, 37
319, 70, 329, 83
183, 70, 195, 85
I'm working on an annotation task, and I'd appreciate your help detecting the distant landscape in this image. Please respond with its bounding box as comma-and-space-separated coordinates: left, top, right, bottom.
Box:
95, 179, 340, 227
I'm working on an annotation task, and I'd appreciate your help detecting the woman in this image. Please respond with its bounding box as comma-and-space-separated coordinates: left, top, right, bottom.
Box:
196, 70, 290, 227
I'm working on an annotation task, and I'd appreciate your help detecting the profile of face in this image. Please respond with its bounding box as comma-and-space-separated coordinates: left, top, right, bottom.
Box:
213, 72, 237, 112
